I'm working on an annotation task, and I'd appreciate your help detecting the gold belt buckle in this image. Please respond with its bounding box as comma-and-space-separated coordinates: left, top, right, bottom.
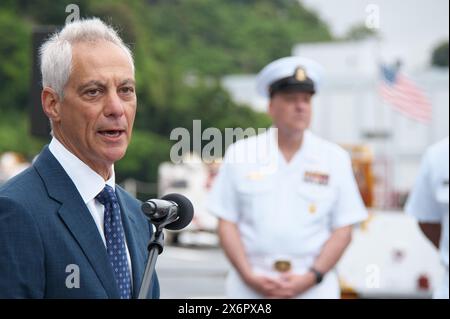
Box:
273, 260, 292, 273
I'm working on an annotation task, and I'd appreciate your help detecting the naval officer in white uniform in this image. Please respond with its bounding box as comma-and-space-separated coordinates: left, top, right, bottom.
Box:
208, 56, 368, 299
405, 137, 449, 299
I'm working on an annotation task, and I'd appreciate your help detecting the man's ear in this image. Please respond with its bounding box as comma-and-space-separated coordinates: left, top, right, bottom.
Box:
41, 87, 61, 122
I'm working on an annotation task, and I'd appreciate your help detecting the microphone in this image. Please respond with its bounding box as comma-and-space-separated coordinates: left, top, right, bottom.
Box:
141, 193, 194, 231
138, 193, 194, 299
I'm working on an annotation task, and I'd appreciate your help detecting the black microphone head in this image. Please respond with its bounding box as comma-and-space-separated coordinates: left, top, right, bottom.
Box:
160, 193, 194, 230
141, 201, 157, 217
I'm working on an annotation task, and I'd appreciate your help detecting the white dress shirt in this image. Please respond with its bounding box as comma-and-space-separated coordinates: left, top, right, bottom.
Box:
208, 128, 368, 298
49, 138, 133, 277
208, 128, 367, 257
405, 137, 449, 299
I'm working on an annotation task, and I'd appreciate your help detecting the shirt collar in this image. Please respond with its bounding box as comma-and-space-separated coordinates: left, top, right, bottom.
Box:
48, 137, 115, 204
269, 126, 311, 159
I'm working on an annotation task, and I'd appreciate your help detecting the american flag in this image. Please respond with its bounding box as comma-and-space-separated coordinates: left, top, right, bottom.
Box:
379, 64, 432, 124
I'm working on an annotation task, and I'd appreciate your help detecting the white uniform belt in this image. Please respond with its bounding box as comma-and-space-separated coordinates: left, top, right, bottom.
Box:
249, 255, 315, 277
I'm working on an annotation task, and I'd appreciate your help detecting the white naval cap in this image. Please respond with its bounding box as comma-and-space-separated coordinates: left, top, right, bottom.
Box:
256, 56, 324, 98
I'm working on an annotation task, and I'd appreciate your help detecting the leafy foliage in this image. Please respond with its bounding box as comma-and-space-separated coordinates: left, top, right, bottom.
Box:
431, 41, 449, 68
0, 0, 332, 183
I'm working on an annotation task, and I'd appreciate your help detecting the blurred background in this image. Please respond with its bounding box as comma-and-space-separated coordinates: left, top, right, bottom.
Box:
0, 0, 448, 298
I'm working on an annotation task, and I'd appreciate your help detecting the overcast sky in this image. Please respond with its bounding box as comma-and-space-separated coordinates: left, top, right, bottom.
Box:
301, 0, 449, 67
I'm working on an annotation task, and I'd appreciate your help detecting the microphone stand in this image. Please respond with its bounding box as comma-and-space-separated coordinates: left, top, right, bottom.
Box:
138, 227, 165, 299
138, 195, 193, 299
138, 205, 180, 299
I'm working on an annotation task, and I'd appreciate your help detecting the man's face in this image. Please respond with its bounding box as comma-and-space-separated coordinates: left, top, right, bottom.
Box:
50, 40, 136, 176
268, 91, 313, 136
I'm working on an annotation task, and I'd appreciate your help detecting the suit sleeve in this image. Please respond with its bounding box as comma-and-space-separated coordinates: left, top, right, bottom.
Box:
151, 274, 160, 299
0, 196, 45, 298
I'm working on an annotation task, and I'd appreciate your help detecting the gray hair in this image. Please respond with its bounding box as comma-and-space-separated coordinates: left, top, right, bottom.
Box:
39, 17, 134, 98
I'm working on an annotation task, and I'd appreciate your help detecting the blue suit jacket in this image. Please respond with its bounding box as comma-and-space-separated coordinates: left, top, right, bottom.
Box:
0, 146, 159, 299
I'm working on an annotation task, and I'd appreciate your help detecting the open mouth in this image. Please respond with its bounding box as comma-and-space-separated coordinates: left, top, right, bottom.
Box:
98, 130, 125, 138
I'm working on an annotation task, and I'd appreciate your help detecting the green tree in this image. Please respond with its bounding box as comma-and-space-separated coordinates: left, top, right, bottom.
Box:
432, 41, 449, 67
0, 111, 45, 158
0, 0, 333, 184
0, 10, 31, 112
144, 0, 332, 77
343, 23, 379, 41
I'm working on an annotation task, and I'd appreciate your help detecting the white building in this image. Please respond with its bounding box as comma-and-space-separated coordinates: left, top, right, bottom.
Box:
221, 39, 449, 206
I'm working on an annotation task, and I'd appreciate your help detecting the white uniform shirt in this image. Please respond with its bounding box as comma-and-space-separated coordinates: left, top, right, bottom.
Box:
208, 128, 368, 259
405, 137, 449, 298
49, 138, 133, 277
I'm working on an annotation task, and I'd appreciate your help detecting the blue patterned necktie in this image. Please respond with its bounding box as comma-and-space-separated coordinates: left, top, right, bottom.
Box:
96, 185, 132, 299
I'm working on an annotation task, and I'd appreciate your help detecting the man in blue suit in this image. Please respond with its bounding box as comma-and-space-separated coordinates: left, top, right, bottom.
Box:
0, 18, 159, 299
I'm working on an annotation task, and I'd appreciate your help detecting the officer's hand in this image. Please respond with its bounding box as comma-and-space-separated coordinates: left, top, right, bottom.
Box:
266, 272, 316, 299
244, 273, 283, 297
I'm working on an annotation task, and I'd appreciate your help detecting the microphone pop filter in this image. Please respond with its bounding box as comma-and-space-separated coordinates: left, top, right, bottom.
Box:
161, 193, 194, 230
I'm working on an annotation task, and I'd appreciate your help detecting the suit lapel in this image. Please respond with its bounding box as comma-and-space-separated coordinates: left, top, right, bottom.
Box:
57, 203, 120, 299
34, 147, 120, 299
115, 188, 147, 298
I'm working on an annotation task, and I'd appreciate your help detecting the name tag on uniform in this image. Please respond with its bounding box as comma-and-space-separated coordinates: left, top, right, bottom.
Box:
303, 171, 330, 186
